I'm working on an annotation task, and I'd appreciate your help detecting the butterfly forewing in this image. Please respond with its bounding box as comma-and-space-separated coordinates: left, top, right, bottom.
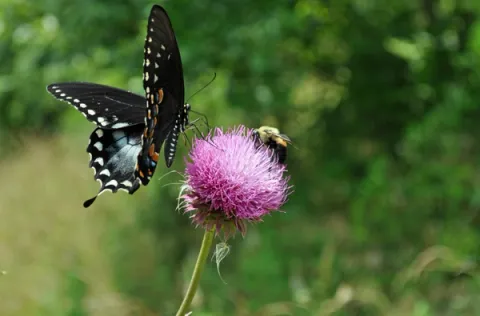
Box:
47, 82, 146, 129
135, 5, 187, 184
83, 125, 143, 207
143, 5, 184, 97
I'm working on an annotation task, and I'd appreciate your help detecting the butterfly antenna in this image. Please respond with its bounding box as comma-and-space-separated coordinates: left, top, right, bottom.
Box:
186, 72, 217, 104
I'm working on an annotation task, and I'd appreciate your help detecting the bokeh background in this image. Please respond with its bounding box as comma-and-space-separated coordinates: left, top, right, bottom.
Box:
1, 0, 480, 315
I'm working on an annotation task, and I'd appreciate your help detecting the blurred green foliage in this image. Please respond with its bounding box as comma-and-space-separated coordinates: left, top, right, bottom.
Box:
1, 0, 480, 315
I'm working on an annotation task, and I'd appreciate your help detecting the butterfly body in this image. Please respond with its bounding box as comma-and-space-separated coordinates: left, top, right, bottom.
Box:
46, 5, 190, 207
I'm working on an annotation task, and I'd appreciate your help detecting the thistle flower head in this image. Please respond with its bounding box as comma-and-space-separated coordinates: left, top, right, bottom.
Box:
180, 125, 291, 238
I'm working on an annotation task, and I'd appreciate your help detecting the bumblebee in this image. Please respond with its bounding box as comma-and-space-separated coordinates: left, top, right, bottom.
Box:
253, 126, 291, 164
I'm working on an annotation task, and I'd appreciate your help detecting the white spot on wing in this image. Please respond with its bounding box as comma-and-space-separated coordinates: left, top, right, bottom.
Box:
95, 129, 103, 137
105, 180, 118, 187
74, 99, 80, 103
161, 44, 166, 50
154, 74, 158, 83
94, 142, 103, 151
80, 103, 87, 108
87, 109, 96, 115
60, 93, 66, 97
111, 122, 130, 129
99, 169, 111, 176
94, 157, 104, 166
121, 180, 133, 187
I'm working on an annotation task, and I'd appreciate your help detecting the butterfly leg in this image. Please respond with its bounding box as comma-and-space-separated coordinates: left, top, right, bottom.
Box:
189, 110, 211, 133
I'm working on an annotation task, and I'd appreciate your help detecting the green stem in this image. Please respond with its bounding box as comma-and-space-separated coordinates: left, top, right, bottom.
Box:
175, 228, 215, 316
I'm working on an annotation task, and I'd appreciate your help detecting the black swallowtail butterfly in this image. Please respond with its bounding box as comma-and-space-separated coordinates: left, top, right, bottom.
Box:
46, 5, 190, 208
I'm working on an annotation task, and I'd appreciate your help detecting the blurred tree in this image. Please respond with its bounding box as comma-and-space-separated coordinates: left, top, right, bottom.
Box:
1, 0, 480, 315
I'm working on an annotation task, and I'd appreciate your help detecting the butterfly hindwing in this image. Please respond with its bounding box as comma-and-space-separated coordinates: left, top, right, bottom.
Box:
83, 124, 143, 207
47, 82, 146, 129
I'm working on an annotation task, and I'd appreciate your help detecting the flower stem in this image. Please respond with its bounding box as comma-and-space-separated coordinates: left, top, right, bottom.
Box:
175, 228, 215, 316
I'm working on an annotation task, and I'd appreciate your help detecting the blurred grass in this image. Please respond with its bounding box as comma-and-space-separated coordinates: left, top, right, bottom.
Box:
0, 134, 155, 315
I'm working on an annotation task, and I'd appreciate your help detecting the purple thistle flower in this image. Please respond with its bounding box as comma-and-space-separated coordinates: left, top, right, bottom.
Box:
179, 125, 291, 237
